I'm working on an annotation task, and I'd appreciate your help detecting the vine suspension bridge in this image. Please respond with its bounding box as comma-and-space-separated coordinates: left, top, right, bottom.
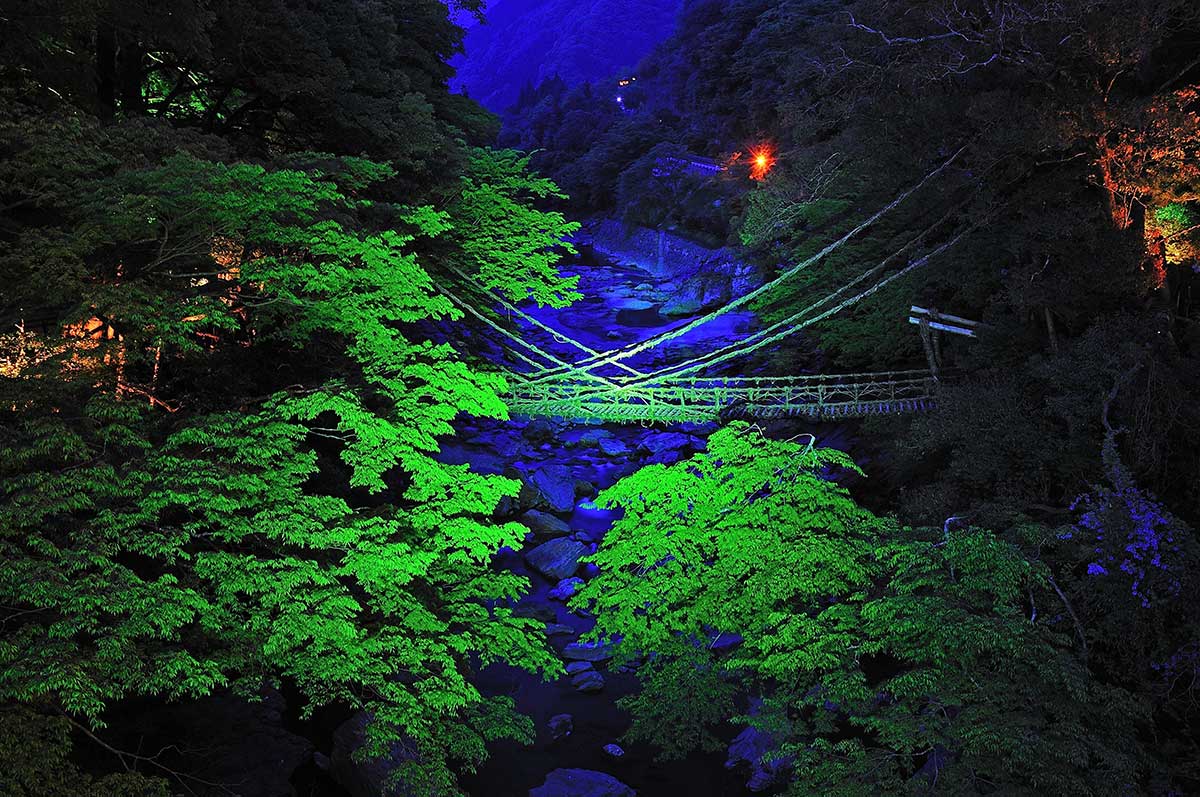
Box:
451, 148, 985, 424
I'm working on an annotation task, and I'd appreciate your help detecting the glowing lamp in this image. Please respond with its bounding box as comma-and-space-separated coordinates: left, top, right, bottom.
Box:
749, 145, 775, 180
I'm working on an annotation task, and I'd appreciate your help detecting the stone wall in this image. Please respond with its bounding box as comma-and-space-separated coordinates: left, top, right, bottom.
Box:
576, 218, 764, 316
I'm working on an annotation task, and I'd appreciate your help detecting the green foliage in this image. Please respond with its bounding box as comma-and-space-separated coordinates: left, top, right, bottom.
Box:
442, 148, 581, 308
1152, 202, 1199, 264
0, 88, 576, 793
575, 423, 1150, 794
617, 656, 737, 761
0, 0, 493, 164
0, 706, 169, 796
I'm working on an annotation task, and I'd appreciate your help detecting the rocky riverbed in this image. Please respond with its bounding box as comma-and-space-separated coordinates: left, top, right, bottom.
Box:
330, 242, 840, 796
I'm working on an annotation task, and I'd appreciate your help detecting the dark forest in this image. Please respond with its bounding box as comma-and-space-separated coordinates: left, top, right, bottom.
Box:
2, 1, 1199, 795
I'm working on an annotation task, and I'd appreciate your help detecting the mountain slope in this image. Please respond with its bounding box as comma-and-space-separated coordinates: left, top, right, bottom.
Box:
450, 0, 680, 113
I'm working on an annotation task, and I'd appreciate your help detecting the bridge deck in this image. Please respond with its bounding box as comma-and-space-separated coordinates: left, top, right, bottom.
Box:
502, 371, 938, 423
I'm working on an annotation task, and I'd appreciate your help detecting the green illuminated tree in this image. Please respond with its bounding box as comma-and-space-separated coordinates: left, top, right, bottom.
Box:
0, 120, 572, 793
575, 422, 1149, 795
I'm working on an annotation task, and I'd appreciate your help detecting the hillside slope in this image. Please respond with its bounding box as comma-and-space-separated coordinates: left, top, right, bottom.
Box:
450, 0, 680, 113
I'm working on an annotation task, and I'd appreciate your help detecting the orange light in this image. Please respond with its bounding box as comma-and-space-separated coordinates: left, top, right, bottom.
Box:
749, 145, 775, 180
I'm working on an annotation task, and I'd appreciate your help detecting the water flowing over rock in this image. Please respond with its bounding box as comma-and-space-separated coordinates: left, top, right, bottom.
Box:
529, 768, 636, 797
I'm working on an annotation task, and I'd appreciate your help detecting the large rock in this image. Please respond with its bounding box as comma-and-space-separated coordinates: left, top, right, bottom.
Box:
529, 464, 577, 513
725, 724, 794, 792
525, 538, 588, 582
522, 509, 571, 537
603, 744, 625, 758
548, 714, 574, 741
523, 418, 558, 444
597, 437, 628, 457
529, 768, 635, 797
577, 430, 613, 448
661, 275, 730, 317
549, 577, 584, 601
571, 670, 605, 693
615, 297, 655, 311
330, 712, 416, 797
637, 431, 693, 455
562, 640, 614, 662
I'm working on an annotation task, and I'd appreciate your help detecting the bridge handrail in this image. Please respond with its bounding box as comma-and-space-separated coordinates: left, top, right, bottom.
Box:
509, 369, 938, 391
502, 376, 939, 406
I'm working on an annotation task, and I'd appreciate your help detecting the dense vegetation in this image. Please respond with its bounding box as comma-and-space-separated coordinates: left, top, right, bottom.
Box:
509, 0, 1200, 793
0, 2, 576, 793
2, 0, 1199, 795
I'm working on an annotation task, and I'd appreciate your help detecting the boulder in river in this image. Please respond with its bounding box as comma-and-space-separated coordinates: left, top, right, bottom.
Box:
529, 769, 635, 797
525, 537, 588, 581
577, 429, 613, 447
597, 437, 628, 457
637, 431, 693, 456
522, 509, 571, 537
562, 640, 614, 662
726, 724, 794, 792
549, 577, 584, 601
523, 418, 558, 444
571, 670, 605, 692
615, 297, 655, 311
548, 714, 574, 741
529, 463, 577, 513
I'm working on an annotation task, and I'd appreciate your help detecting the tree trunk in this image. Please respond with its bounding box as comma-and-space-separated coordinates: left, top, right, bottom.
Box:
116, 37, 145, 116
95, 22, 117, 119
1044, 307, 1059, 354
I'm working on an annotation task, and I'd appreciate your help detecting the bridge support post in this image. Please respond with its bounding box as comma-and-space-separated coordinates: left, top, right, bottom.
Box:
918, 318, 940, 379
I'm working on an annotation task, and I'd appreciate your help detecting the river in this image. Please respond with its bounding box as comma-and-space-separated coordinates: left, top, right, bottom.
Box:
443, 253, 842, 795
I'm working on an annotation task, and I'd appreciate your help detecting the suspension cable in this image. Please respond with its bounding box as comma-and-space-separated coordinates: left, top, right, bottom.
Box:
628, 187, 983, 383
440, 289, 621, 387
632, 212, 994, 384
527, 144, 969, 382
443, 264, 648, 379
